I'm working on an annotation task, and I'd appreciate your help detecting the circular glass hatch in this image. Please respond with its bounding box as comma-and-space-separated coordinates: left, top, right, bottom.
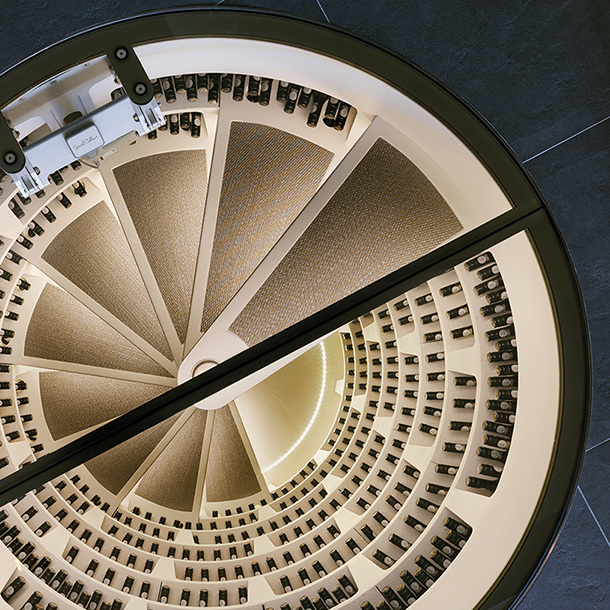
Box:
0, 9, 589, 610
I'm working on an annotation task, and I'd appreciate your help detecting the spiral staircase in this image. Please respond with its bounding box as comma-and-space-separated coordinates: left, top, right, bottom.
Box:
0, 12, 589, 610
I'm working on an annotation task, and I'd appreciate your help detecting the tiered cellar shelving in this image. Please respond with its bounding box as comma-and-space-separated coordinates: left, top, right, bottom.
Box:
0, 16, 585, 610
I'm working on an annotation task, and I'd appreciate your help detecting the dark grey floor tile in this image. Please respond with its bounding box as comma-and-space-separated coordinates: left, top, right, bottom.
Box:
0, 1, 330, 75
221, 0, 328, 22
318, 0, 610, 162
517, 491, 610, 610
525, 118, 610, 450
0, 0, 219, 74
578, 443, 610, 536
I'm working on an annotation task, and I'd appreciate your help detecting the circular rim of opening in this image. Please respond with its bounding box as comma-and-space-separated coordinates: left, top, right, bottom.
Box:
0, 8, 591, 610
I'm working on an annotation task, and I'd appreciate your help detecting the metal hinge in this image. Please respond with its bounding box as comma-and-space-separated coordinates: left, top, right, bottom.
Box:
0, 43, 165, 196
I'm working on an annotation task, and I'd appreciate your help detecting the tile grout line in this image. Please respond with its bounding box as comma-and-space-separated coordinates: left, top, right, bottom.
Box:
315, 0, 331, 23
523, 114, 610, 163
578, 486, 610, 548
586, 436, 610, 453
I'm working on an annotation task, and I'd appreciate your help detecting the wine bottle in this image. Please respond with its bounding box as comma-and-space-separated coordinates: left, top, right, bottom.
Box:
232, 75, 246, 101
464, 252, 495, 271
